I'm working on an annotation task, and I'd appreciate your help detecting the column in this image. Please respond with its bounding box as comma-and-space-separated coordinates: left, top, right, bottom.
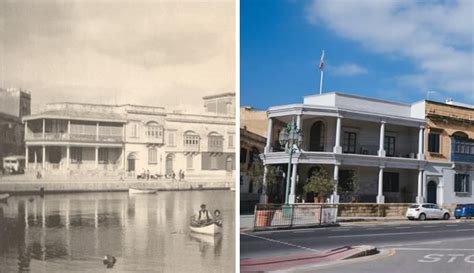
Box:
95, 146, 99, 169
34, 151, 38, 170
96, 122, 100, 141
376, 167, 385, 204
42, 145, 46, 169
25, 146, 29, 169
42, 119, 45, 139
333, 116, 342, 153
25, 200, 29, 229
416, 169, 424, 203
296, 114, 302, 129
289, 163, 298, 204
418, 126, 424, 159
259, 165, 269, 204
24, 120, 28, 139
121, 145, 125, 170
67, 120, 71, 139
66, 146, 70, 169
378, 121, 386, 157
265, 118, 273, 153
331, 164, 340, 204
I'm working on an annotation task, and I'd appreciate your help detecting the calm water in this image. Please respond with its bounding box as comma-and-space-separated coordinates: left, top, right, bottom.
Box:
0, 190, 234, 273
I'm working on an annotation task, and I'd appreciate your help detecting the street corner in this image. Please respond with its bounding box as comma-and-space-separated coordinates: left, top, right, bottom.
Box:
240, 245, 379, 272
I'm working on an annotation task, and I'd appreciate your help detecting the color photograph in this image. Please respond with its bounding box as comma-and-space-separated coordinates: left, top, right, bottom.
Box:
240, 1, 474, 272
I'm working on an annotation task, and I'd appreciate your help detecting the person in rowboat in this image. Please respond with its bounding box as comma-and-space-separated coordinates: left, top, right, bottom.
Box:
195, 204, 213, 226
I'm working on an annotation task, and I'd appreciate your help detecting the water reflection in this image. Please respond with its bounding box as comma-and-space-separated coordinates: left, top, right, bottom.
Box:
0, 190, 234, 272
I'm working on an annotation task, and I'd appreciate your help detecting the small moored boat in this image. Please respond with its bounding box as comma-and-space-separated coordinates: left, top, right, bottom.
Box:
0, 193, 10, 201
189, 222, 222, 235
128, 188, 157, 194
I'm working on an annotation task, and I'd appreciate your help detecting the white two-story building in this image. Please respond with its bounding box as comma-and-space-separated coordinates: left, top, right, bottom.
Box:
261, 92, 455, 205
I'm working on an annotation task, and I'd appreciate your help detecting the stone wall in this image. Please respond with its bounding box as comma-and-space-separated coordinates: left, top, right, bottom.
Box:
337, 203, 413, 217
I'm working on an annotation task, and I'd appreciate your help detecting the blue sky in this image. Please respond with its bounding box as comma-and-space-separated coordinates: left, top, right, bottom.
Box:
241, 0, 474, 110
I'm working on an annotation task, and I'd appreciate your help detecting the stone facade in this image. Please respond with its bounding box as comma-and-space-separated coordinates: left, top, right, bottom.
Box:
22, 93, 235, 180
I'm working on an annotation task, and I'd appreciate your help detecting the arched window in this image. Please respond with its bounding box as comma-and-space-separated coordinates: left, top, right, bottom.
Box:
310, 121, 325, 151
183, 131, 200, 146
452, 131, 468, 139
146, 121, 163, 140
208, 132, 223, 151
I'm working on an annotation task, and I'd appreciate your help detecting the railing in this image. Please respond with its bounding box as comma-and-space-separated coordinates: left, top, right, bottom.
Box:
253, 203, 337, 231
25, 132, 123, 142
184, 144, 200, 153
208, 145, 223, 153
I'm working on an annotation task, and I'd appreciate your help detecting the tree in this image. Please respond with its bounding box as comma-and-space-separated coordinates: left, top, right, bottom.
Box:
249, 158, 280, 201
338, 170, 359, 202
304, 168, 334, 203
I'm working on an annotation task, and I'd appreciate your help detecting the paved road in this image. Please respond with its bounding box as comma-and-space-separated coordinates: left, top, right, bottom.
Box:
241, 220, 474, 272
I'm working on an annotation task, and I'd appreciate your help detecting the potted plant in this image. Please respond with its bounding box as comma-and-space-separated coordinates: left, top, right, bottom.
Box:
304, 168, 334, 203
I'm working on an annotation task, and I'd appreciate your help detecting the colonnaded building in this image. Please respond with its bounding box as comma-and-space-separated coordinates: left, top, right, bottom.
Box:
22, 93, 235, 179
261, 92, 473, 207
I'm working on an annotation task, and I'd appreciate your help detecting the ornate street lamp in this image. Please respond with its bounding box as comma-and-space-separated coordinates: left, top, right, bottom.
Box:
279, 118, 303, 205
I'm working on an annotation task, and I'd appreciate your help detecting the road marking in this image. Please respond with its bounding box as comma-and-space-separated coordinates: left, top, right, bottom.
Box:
366, 228, 383, 230
241, 233, 321, 253
446, 225, 458, 227
395, 247, 474, 251
422, 226, 436, 228
331, 228, 351, 232
454, 229, 474, 232
329, 231, 430, 238
395, 227, 410, 229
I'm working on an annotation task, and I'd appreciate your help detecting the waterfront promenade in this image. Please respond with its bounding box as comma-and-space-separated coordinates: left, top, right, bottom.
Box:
0, 175, 233, 193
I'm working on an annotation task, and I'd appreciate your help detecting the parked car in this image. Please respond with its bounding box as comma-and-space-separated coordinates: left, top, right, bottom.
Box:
406, 203, 450, 220
454, 204, 474, 219
2, 156, 25, 174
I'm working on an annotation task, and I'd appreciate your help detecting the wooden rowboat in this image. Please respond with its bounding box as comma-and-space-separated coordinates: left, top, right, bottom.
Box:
189, 222, 222, 235
0, 193, 10, 201
128, 188, 157, 194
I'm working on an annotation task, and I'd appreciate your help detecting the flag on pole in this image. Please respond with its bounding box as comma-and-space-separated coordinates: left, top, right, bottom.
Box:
319, 50, 325, 71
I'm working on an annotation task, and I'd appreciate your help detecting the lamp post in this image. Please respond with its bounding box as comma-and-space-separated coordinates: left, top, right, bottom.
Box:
279, 118, 303, 205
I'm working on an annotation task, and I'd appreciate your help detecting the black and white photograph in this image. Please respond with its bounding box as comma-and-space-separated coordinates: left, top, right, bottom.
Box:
0, 0, 236, 272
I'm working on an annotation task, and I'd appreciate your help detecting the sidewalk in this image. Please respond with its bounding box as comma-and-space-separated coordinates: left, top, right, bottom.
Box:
240, 214, 408, 232
240, 245, 378, 272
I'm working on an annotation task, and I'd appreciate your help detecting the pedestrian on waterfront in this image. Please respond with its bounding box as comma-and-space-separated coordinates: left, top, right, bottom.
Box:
178, 169, 182, 181
172, 171, 176, 181
182, 171, 185, 181
146, 169, 150, 181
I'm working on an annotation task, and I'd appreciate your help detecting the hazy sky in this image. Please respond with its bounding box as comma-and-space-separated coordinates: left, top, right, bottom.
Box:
0, 0, 235, 113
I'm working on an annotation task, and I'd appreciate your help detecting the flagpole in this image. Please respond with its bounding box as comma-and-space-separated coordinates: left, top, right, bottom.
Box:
319, 69, 324, 95
319, 49, 325, 95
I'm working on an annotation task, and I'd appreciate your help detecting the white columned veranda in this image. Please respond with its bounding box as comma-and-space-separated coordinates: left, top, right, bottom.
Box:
42, 119, 45, 139
416, 169, 424, 203
376, 167, 385, 204
265, 118, 273, 153
378, 121, 386, 157
333, 116, 342, 153
418, 126, 424, 159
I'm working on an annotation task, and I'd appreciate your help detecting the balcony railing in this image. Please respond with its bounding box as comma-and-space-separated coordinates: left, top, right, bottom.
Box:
184, 144, 200, 153
208, 145, 223, 153
26, 132, 123, 142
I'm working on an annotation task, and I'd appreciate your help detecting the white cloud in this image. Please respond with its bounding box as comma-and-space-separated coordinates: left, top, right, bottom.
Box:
328, 63, 368, 76
306, 0, 474, 102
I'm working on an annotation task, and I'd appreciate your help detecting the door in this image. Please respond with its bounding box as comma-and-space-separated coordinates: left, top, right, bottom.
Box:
309, 121, 324, 151
166, 154, 174, 175
226, 156, 233, 172
128, 159, 135, 172
427, 181, 437, 204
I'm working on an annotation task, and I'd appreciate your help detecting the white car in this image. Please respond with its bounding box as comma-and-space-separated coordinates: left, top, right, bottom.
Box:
406, 203, 450, 221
